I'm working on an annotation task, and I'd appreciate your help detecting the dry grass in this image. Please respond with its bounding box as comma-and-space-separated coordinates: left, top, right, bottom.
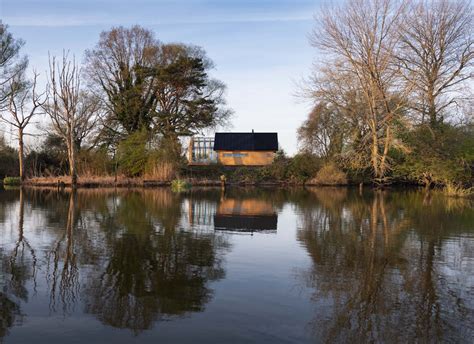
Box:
307, 163, 348, 186
443, 182, 473, 198
23, 174, 221, 188
25, 175, 167, 187
144, 162, 176, 181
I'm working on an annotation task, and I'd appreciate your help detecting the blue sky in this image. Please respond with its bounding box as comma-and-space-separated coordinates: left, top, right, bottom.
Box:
1, 0, 323, 154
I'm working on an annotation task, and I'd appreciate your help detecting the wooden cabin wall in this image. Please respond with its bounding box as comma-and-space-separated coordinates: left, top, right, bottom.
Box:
216, 151, 275, 166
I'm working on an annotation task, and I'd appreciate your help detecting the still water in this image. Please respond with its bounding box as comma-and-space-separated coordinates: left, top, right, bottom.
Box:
0, 187, 473, 343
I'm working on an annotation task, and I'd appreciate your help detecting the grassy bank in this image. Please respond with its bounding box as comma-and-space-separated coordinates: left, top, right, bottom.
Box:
23, 175, 223, 188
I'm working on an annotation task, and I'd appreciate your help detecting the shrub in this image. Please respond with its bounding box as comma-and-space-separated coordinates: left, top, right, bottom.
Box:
394, 124, 474, 185
287, 153, 321, 183
3, 176, 21, 186
307, 162, 348, 185
77, 148, 112, 176
117, 130, 149, 177
171, 179, 191, 192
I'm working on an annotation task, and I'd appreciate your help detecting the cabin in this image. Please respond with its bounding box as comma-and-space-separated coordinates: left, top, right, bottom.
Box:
188, 132, 278, 166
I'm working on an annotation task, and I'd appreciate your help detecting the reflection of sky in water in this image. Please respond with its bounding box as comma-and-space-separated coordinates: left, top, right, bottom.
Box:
0, 188, 473, 343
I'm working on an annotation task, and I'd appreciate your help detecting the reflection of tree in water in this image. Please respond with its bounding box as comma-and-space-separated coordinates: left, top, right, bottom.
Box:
46, 190, 80, 314
296, 188, 474, 343
0, 189, 29, 341
82, 189, 229, 334
0, 188, 230, 336
0, 293, 21, 342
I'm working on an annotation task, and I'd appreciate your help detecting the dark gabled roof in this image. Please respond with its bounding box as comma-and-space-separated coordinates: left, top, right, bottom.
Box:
213, 132, 278, 151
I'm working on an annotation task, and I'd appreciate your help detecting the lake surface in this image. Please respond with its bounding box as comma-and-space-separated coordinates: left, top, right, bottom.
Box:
0, 187, 473, 343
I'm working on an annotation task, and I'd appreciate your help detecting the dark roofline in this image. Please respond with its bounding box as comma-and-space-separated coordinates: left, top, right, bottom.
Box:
213, 132, 278, 151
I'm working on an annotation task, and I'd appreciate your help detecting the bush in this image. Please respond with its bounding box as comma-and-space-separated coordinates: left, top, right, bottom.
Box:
171, 179, 191, 192
117, 130, 149, 177
394, 124, 474, 185
307, 162, 348, 185
3, 176, 21, 186
286, 153, 321, 183
77, 148, 113, 176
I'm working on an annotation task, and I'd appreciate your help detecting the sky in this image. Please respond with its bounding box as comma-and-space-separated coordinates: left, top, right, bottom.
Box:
0, 0, 324, 155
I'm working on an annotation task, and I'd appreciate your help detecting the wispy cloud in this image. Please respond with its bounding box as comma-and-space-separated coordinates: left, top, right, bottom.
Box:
3, 0, 317, 27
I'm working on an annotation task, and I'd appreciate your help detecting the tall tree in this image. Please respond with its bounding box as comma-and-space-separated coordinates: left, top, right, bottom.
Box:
151, 44, 231, 137
398, 0, 473, 127
85, 26, 231, 144
1, 72, 45, 181
43, 53, 83, 186
310, 0, 409, 182
84, 25, 160, 136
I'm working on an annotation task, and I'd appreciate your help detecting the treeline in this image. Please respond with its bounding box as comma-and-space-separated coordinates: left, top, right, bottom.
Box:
298, 0, 473, 187
0, 25, 231, 184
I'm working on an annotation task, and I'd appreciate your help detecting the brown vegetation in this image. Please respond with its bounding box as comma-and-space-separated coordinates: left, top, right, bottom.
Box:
307, 163, 348, 186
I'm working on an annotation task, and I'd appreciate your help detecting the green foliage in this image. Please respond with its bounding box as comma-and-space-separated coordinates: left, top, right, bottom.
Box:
3, 176, 21, 185
116, 130, 183, 178
85, 27, 230, 140
394, 124, 474, 185
286, 153, 321, 183
0, 136, 19, 179
117, 130, 149, 177
171, 179, 191, 192
181, 151, 322, 185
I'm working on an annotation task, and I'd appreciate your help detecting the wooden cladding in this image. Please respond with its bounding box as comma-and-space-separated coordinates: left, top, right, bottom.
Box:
216, 150, 275, 166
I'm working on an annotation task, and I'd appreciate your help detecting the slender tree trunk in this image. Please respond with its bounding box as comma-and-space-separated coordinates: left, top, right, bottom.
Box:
68, 126, 77, 187
380, 126, 391, 179
370, 120, 380, 180
18, 128, 24, 182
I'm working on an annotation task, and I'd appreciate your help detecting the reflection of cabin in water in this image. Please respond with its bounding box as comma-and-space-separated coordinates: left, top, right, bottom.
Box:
214, 198, 278, 233
188, 132, 278, 166
186, 196, 278, 233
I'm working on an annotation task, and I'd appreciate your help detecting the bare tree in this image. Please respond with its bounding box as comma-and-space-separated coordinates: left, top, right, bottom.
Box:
398, 0, 473, 126
73, 92, 105, 150
1, 72, 45, 181
311, 0, 409, 182
43, 52, 82, 186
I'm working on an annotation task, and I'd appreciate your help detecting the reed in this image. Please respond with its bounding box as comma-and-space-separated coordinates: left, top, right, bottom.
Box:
443, 182, 473, 198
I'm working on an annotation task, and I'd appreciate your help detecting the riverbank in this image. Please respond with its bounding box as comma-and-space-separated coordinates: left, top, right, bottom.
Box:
22, 176, 224, 188
21, 176, 294, 188
8, 175, 474, 199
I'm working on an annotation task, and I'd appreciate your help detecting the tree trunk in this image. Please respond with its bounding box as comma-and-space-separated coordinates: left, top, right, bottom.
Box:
18, 128, 24, 182
380, 125, 391, 180
68, 133, 77, 187
370, 120, 380, 181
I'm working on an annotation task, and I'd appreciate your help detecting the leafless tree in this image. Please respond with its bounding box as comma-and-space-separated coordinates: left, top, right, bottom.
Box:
0, 72, 45, 181
73, 92, 105, 150
43, 52, 82, 186
398, 0, 473, 126
311, 0, 409, 181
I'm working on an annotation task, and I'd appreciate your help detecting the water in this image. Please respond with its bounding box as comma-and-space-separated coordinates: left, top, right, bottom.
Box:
0, 187, 473, 343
